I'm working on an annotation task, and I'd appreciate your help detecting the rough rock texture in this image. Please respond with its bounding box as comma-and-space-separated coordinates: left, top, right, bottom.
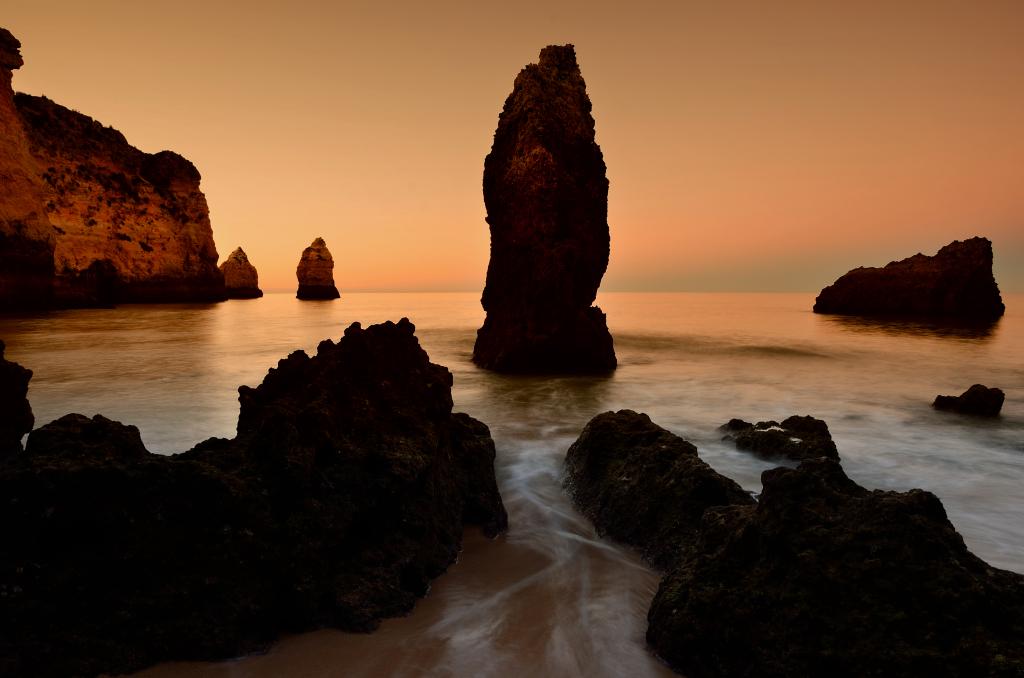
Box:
933, 384, 1005, 417
646, 457, 1024, 678
219, 246, 263, 298
720, 415, 839, 462
0, 319, 507, 678
0, 340, 33, 458
14, 93, 226, 305
564, 411, 754, 570
813, 237, 1005, 320
473, 44, 616, 373
0, 29, 55, 309
296, 236, 340, 299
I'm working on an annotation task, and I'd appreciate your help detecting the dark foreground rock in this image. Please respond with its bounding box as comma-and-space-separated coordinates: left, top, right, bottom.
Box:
473, 45, 616, 373
0, 319, 507, 678
219, 246, 263, 298
720, 415, 839, 462
813, 237, 1005, 320
934, 384, 1005, 417
296, 236, 340, 299
646, 457, 1024, 678
564, 411, 753, 569
0, 340, 33, 457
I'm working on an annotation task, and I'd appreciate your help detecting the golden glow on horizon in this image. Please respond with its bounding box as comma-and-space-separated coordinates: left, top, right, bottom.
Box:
5, 0, 1024, 292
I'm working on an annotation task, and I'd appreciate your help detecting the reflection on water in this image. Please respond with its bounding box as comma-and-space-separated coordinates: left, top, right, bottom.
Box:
1, 291, 1022, 677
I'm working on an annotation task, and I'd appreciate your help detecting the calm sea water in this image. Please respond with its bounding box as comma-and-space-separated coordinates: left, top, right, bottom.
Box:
2, 292, 1022, 677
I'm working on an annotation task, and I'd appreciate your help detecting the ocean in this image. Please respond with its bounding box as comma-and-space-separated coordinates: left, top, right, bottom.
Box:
2, 291, 1022, 677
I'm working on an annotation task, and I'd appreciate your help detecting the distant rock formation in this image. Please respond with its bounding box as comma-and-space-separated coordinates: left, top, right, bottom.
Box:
0, 340, 33, 458
0, 27, 226, 309
646, 456, 1024, 677
933, 384, 1004, 417
0, 319, 507, 677
720, 415, 839, 461
296, 236, 340, 299
219, 247, 263, 298
814, 237, 1005, 320
564, 410, 754, 569
473, 45, 616, 373
0, 29, 55, 309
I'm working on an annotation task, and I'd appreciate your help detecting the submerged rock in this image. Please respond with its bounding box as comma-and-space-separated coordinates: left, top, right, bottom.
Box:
720, 415, 839, 462
296, 236, 340, 299
564, 410, 754, 569
473, 44, 616, 373
0, 319, 506, 678
813, 237, 1005, 320
646, 457, 1024, 677
933, 384, 1004, 417
0, 340, 33, 457
219, 246, 263, 298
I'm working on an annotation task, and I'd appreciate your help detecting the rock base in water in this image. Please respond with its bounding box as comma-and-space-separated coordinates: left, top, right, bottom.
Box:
0, 319, 507, 678
933, 384, 1004, 417
720, 415, 839, 461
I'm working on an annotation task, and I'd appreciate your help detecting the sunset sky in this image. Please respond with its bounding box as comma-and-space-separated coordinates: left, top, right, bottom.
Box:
5, 0, 1023, 292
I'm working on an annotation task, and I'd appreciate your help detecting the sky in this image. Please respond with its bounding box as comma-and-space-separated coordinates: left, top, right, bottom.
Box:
5, 0, 1023, 292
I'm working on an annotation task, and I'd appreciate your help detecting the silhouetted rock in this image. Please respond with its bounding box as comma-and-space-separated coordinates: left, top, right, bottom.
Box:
646, 457, 1024, 678
219, 247, 263, 298
720, 415, 839, 461
933, 384, 1004, 417
473, 44, 616, 373
296, 236, 340, 299
564, 410, 753, 569
0, 340, 33, 458
814, 237, 1005, 320
0, 319, 507, 678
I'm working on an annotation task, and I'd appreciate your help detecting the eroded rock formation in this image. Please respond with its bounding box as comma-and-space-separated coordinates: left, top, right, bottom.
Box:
564, 410, 754, 569
720, 415, 839, 462
219, 246, 263, 298
814, 237, 1005, 320
296, 236, 340, 299
0, 340, 33, 458
646, 457, 1024, 678
933, 384, 1004, 417
473, 44, 616, 373
0, 29, 55, 309
0, 319, 507, 677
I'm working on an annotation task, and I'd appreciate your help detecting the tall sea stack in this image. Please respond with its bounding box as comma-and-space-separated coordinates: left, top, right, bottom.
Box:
473, 45, 616, 373
814, 237, 1005, 320
296, 237, 340, 299
220, 247, 263, 298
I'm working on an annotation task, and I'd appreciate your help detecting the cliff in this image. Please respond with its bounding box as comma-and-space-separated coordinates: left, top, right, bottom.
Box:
219, 246, 262, 298
0, 29, 55, 309
296, 236, 340, 299
473, 45, 616, 373
813, 237, 1005, 320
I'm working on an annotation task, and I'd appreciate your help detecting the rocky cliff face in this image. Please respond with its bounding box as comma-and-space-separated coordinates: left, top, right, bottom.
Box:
219, 246, 262, 298
473, 45, 616, 373
15, 93, 225, 304
814, 237, 1005, 320
296, 236, 340, 299
0, 319, 507, 677
0, 29, 55, 309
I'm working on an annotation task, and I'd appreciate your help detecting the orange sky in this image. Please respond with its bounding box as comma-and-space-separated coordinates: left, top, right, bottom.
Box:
5, 0, 1023, 292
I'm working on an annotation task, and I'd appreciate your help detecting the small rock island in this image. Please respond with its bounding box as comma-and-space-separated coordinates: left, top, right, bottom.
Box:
473, 45, 616, 373
296, 237, 340, 299
219, 247, 263, 298
813, 237, 1005, 320
933, 384, 1004, 417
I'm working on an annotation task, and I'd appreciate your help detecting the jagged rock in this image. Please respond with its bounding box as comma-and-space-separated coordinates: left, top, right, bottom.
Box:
646, 457, 1024, 678
473, 44, 616, 373
295, 237, 340, 299
0, 319, 506, 678
814, 237, 1005, 320
0, 28, 55, 309
0, 340, 33, 457
720, 415, 839, 461
219, 247, 263, 299
564, 410, 754, 569
933, 384, 1004, 417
